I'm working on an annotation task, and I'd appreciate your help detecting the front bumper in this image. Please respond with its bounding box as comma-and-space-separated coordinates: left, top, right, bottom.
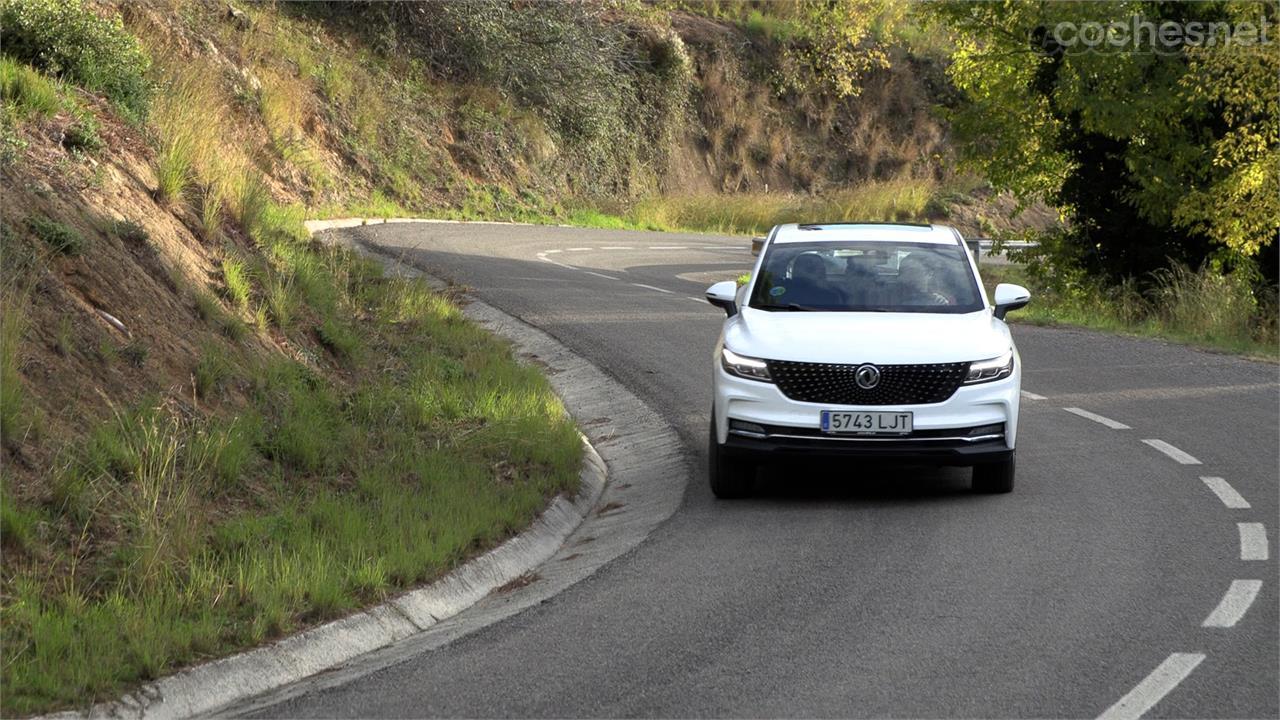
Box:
712, 359, 1020, 464
722, 427, 1012, 465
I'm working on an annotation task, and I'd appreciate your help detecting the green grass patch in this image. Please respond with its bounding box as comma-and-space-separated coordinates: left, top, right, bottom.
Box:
193, 343, 234, 400
0, 56, 64, 120
1, 233, 582, 715
316, 316, 360, 363
193, 288, 245, 341
1, 288, 29, 448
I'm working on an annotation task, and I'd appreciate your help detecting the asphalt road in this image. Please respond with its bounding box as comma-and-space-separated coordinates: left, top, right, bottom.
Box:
253, 223, 1278, 718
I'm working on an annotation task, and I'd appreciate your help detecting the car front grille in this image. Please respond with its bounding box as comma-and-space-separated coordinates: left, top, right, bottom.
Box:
766, 360, 969, 405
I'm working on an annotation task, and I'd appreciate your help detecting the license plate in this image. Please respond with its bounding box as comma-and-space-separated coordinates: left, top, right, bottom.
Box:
820, 410, 913, 435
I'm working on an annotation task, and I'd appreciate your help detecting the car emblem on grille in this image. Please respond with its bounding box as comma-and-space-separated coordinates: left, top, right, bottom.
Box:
855, 363, 880, 390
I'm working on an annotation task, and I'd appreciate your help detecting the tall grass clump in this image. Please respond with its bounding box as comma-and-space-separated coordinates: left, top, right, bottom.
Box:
232, 171, 272, 238
150, 68, 223, 204
1150, 262, 1274, 350
0, 56, 64, 119
220, 258, 252, 311
0, 0, 150, 120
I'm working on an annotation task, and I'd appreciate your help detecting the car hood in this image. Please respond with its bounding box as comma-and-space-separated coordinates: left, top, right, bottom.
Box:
725, 307, 1011, 365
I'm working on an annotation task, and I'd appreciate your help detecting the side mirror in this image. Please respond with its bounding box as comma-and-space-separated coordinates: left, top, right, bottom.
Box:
706, 280, 739, 317
993, 283, 1031, 320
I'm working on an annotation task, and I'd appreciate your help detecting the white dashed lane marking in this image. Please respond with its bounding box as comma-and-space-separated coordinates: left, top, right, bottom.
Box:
648, 246, 688, 250
1237, 523, 1269, 561
1141, 439, 1202, 465
1202, 579, 1263, 628
600, 246, 633, 250
1200, 477, 1251, 509
544, 249, 562, 254
1097, 653, 1205, 720
631, 283, 674, 294
1020, 390, 1047, 400
566, 247, 592, 252
1063, 407, 1131, 430
582, 271, 619, 281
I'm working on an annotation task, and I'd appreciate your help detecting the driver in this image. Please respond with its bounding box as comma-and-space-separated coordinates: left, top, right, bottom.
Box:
898, 255, 952, 305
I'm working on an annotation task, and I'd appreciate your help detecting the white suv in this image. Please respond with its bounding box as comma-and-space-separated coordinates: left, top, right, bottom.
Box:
705, 223, 1030, 498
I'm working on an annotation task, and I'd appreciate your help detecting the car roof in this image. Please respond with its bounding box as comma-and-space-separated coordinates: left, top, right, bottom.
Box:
771, 222, 959, 245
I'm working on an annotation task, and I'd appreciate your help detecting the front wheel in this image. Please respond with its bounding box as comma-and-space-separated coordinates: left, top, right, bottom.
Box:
708, 412, 753, 499
972, 452, 1015, 494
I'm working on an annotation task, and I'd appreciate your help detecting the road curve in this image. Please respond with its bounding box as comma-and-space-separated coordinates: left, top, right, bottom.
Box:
248, 223, 1277, 718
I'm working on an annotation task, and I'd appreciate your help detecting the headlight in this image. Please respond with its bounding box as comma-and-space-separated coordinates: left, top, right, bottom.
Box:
964, 350, 1014, 384
721, 347, 772, 382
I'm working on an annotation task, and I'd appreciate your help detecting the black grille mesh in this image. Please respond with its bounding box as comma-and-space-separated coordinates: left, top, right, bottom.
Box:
766, 360, 968, 405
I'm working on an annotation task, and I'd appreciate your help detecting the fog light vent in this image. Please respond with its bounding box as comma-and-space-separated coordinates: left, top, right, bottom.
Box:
966, 423, 1005, 437
728, 420, 767, 438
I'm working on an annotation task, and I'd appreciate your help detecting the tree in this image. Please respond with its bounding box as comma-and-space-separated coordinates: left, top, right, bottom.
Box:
931, 0, 1278, 281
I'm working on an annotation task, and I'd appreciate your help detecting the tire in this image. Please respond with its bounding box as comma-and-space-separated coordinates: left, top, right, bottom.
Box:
708, 412, 753, 499
972, 452, 1015, 494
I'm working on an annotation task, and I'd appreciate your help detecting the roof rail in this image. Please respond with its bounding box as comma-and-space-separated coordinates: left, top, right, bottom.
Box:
796, 221, 934, 230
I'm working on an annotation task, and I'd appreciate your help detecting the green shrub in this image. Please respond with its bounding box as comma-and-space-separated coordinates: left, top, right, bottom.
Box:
0, 0, 151, 119
28, 216, 85, 255
63, 110, 102, 151
120, 340, 147, 368
109, 219, 147, 244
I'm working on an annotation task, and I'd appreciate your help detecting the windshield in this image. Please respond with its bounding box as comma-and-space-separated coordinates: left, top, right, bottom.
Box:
748, 240, 984, 313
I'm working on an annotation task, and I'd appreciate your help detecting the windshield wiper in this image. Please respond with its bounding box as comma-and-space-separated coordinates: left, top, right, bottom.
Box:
782, 303, 823, 311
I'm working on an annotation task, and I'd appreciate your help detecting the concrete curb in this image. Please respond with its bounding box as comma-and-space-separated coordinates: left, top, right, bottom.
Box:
303, 217, 568, 233
42, 222, 624, 720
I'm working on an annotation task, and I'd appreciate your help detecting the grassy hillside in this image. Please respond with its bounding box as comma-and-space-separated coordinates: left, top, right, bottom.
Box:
0, 1, 593, 713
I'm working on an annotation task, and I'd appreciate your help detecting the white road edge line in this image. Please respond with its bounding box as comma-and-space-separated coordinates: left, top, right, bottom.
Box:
1200, 477, 1251, 509
1020, 390, 1047, 400
1141, 439, 1201, 465
582, 271, 619, 281
631, 283, 674, 294
1097, 652, 1205, 720
537, 255, 575, 270
1238, 522, 1269, 561
1202, 579, 1263, 628
1063, 407, 1131, 430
